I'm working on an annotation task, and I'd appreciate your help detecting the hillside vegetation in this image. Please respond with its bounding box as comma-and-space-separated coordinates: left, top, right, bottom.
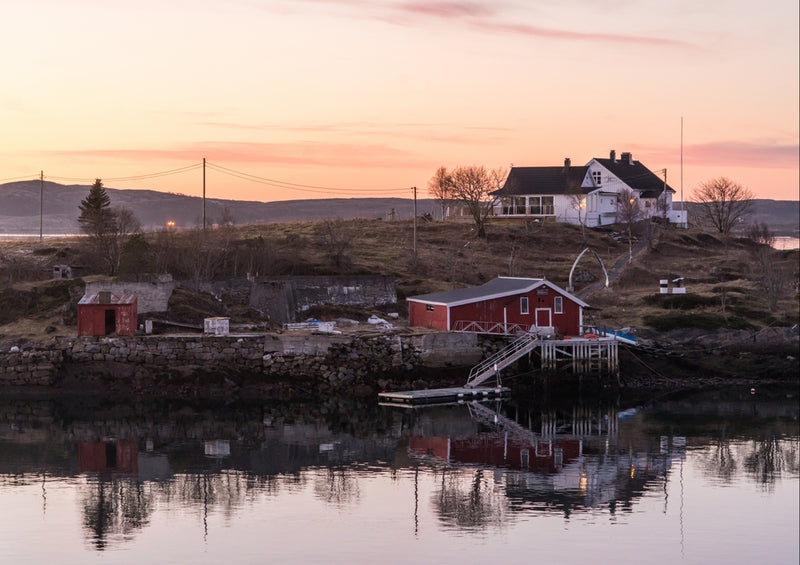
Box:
0, 217, 798, 343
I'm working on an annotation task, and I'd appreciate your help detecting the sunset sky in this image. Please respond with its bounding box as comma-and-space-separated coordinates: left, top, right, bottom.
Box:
1, 0, 798, 203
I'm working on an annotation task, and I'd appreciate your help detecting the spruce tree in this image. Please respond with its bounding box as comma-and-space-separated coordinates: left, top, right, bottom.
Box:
78, 179, 112, 238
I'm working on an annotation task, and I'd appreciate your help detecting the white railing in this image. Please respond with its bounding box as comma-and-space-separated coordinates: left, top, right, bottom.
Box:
452, 320, 532, 335
465, 333, 540, 388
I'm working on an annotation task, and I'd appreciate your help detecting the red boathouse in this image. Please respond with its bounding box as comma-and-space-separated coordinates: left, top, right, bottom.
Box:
407, 277, 588, 336
77, 291, 138, 337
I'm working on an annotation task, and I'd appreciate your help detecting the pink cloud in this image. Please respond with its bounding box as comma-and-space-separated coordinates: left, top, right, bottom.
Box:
634, 141, 799, 170
42, 140, 434, 169
291, 0, 695, 49
398, 1, 496, 19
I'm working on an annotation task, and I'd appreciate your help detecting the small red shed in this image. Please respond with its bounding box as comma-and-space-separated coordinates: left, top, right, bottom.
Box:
407, 277, 588, 336
77, 291, 138, 336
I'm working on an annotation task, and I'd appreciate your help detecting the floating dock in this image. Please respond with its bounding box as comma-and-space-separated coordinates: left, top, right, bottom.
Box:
378, 386, 511, 406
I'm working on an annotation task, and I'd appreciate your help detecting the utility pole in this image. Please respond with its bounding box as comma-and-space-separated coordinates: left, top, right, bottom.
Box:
202, 157, 206, 231
39, 171, 43, 241
412, 186, 417, 262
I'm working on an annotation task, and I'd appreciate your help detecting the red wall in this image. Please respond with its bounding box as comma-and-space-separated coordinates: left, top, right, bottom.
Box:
448, 287, 582, 336
408, 300, 449, 330
77, 300, 138, 336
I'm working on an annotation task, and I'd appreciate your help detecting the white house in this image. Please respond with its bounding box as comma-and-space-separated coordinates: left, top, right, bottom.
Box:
491, 150, 688, 228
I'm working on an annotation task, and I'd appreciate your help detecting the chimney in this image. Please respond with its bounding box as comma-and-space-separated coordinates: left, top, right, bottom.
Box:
564, 157, 571, 170
621, 151, 633, 164
609, 149, 616, 162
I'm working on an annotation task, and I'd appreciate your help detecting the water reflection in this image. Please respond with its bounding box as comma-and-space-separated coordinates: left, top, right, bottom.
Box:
0, 387, 797, 560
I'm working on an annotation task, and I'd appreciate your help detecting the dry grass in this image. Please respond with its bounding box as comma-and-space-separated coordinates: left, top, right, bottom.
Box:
1, 218, 798, 343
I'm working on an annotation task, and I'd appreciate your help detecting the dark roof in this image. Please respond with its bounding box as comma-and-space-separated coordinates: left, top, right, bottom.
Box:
593, 157, 674, 198
408, 277, 588, 307
493, 166, 591, 197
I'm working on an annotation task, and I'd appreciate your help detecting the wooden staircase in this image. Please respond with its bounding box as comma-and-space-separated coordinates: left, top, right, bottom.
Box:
464, 333, 540, 388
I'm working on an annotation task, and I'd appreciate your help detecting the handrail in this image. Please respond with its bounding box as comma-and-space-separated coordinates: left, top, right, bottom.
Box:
465, 332, 539, 388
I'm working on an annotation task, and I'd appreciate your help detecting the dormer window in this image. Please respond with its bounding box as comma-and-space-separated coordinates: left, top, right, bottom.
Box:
592, 171, 602, 186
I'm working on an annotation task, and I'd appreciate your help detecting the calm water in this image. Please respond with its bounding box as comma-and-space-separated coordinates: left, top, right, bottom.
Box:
0, 386, 797, 565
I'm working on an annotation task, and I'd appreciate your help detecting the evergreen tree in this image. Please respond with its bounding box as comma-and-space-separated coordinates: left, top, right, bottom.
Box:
78, 179, 113, 238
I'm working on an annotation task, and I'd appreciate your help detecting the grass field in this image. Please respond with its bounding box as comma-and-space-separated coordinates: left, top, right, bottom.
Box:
0, 217, 797, 343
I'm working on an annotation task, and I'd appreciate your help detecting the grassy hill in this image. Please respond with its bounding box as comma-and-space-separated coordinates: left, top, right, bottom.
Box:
0, 217, 797, 345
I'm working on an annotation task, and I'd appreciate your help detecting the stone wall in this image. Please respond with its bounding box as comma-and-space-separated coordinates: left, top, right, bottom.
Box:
0, 349, 63, 386
86, 275, 176, 314
0, 331, 486, 391
250, 275, 397, 323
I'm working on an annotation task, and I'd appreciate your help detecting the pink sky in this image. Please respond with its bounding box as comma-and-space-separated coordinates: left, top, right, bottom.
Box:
1, 0, 797, 203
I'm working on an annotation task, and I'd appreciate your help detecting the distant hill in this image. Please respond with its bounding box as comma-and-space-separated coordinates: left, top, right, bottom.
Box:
0, 180, 797, 236
0, 180, 441, 234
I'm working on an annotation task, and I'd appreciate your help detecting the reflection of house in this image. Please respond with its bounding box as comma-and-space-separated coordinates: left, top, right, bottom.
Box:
77, 291, 138, 336
78, 441, 139, 474
410, 434, 582, 473
407, 277, 588, 336
492, 151, 688, 227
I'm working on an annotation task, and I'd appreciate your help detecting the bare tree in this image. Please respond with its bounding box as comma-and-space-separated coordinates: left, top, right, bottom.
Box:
745, 222, 775, 246
747, 224, 787, 312
693, 177, 755, 236
616, 188, 641, 263
448, 165, 506, 238
317, 219, 359, 273
427, 166, 454, 221
104, 206, 141, 276
566, 180, 588, 244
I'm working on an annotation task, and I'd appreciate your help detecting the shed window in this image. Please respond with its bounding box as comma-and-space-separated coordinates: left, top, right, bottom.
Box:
554, 296, 563, 314
426, 304, 435, 311
520, 296, 529, 314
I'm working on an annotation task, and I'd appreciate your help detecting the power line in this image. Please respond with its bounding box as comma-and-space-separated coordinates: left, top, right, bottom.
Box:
46, 163, 203, 184
0, 174, 41, 183
3, 160, 415, 197
205, 161, 411, 196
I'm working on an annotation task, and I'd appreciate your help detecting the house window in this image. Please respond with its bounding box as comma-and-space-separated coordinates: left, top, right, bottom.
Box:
554, 296, 563, 314
426, 304, 434, 311
520, 296, 529, 314
527, 196, 555, 216
592, 171, 602, 185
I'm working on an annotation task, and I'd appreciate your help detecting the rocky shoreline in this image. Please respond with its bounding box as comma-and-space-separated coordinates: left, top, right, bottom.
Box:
0, 327, 797, 402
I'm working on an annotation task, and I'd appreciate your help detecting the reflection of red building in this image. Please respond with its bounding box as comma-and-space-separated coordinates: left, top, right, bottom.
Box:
77, 292, 138, 336
78, 441, 139, 475
410, 434, 582, 472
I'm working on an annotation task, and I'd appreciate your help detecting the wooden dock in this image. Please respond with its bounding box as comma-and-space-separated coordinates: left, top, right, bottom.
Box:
378, 386, 511, 406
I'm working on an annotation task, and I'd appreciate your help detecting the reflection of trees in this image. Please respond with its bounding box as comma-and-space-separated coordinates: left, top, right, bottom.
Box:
313, 467, 359, 505
434, 468, 506, 530
698, 435, 800, 490
81, 478, 154, 550
700, 439, 738, 482
743, 435, 800, 491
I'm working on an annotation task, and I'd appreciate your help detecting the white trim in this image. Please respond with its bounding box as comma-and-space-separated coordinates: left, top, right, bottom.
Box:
407, 278, 589, 308
535, 308, 552, 327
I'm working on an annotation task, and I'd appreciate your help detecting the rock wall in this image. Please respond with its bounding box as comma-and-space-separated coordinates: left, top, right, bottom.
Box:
86, 275, 176, 314
250, 275, 397, 323
0, 331, 485, 391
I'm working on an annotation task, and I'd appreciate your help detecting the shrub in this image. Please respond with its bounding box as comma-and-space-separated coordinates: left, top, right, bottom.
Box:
641, 293, 719, 309
643, 312, 755, 331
